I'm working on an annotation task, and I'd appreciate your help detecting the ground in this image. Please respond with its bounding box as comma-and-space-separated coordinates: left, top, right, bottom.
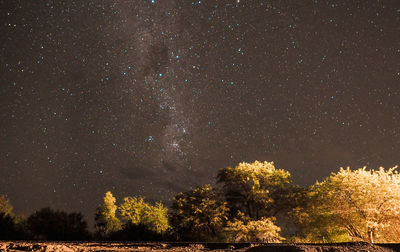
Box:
0, 241, 399, 252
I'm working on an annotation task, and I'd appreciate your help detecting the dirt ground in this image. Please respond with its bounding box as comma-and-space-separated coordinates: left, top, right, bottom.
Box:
0, 241, 398, 252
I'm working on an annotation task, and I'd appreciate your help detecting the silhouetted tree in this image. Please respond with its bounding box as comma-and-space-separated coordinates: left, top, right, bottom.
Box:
110, 223, 165, 241
0, 213, 20, 239
27, 207, 90, 240
0, 194, 26, 239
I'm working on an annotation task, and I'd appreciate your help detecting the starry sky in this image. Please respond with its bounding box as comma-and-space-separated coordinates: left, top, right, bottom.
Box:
1, 0, 399, 224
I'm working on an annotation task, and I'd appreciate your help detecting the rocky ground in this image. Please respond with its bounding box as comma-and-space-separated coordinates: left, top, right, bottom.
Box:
0, 241, 398, 252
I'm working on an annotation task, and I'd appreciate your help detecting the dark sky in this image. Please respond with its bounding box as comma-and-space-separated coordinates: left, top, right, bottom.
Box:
1, 0, 399, 225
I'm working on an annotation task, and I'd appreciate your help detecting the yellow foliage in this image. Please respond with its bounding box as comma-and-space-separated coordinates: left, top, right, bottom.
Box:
296, 166, 400, 243
218, 161, 293, 219
119, 196, 170, 234
0, 195, 13, 216
170, 184, 229, 241
95, 191, 122, 236
225, 216, 283, 242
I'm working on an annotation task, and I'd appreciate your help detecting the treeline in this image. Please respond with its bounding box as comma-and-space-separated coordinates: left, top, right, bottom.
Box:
0, 201, 89, 240
1, 161, 400, 242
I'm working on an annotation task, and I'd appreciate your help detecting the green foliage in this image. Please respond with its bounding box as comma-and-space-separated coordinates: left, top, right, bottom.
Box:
217, 161, 294, 219
119, 196, 170, 234
293, 166, 400, 243
224, 213, 283, 242
95, 191, 122, 238
290, 189, 349, 243
169, 184, 229, 241
27, 207, 89, 240
119, 197, 148, 225
142, 202, 170, 234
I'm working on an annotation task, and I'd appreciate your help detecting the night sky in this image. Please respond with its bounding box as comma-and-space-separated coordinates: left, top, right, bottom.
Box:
1, 0, 399, 225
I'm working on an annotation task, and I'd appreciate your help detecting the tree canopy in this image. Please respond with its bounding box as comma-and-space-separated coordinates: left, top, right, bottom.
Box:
224, 215, 283, 242
2, 161, 400, 243
169, 184, 229, 241
95, 191, 122, 238
27, 207, 89, 240
0, 195, 13, 217
294, 166, 400, 243
0, 195, 24, 239
217, 161, 294, 219
119, 196, 170, 234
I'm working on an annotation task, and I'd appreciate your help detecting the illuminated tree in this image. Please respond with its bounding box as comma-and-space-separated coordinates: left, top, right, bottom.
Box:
169, 184, 229, 241
217, 161, 294, 219
290, 188, 348, 242
119, 196, 169, 234
224, 214, 283, 242
95, 191, 122, 238
0, 195, 13, 216
294, 166, 400, 243
0, 195, 22, 239
142, 202, 169, 234
119, 197, 147, 225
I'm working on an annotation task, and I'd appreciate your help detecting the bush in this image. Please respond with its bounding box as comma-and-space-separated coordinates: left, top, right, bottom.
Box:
27, 207, 90, 240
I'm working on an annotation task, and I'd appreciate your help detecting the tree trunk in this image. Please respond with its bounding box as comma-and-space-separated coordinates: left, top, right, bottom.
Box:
369, 230, 374, 244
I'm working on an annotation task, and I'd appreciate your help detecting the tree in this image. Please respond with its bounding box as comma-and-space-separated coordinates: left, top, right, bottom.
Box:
119, 197, 148, 225
169, 184, 229, 241
0, 195, 13, 217
95, 191, 122, 238
27, 207, 89, 240
119, 196, 170, 235
224, 213, 283, 242
217, 161, 294, 219
0, 213, 18, 239
142, 202, 169, 234
0, 195, 24, 239
290, 188, 348, 243
294, 166, 400, 243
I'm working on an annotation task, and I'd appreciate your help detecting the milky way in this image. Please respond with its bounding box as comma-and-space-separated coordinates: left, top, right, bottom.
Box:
1, 0, 399, 225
